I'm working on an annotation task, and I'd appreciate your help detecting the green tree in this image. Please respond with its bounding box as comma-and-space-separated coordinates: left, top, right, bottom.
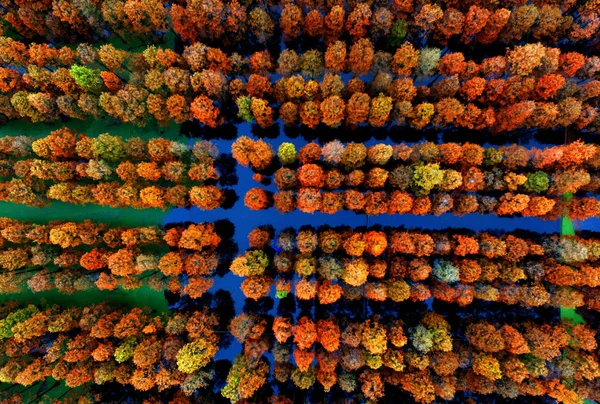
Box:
236, 96, 253, 123
278, 142, 297, 165
523, 172, 550, 193
246, 250, 269, 275
114, 337, 137, 363
92, 134, 126, 162
176, 338, 218, 373
387, 20, 408, 48
69, 65, 105, 94
412, 163, 444, 195
222, 355, 269, 401
0, 305, 39, 339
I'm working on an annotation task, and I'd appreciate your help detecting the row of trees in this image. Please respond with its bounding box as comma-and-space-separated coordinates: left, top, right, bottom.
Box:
236, 94, 595, 131
231, 261, 599, 310
233, 139, 599, 217
226, 312, 599, 403
0, 265, 172, 296
0, 302, 221, 396
0, 218, 221, 249
2, 39, 600, 131
265, 140, 600, 171
245, 187, 600, 219
0, 129, 221, 185
264, 277, 598, 310
0, 129, 217, 163
7, 85, 593, 130
2, 300, 596, 403
0, 385, 196, 404
269, 161, 596, 197
235, 139, 600, 198
6, 157, 221, 184
253, 226, 596, 263
3, 0, 600, 49
2, 38, 599, 81
174, 2, 600, 47
0, 179, 225, 209
229, 226, 600, 308
0, 129, 228, 209
0, 220, 222, 298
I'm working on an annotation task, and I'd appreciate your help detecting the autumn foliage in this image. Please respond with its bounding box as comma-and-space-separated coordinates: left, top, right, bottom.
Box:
242, 140, 600, 219
229, 225, 600, 313
0, 129, 227, 210
0, 32, 599, 133
0, 218, 222, 298
2, 1, 600, 403
0, 302, 220, 395
233, 311, 600, 404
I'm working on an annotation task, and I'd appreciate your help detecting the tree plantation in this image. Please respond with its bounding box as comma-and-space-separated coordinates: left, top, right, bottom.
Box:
0, 0, 598, 403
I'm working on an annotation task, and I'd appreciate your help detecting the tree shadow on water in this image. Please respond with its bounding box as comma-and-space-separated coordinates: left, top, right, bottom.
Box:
216, 154, 238, 187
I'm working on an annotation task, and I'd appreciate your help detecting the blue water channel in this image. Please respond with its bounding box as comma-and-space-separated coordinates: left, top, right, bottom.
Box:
159, 123, 600, 364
